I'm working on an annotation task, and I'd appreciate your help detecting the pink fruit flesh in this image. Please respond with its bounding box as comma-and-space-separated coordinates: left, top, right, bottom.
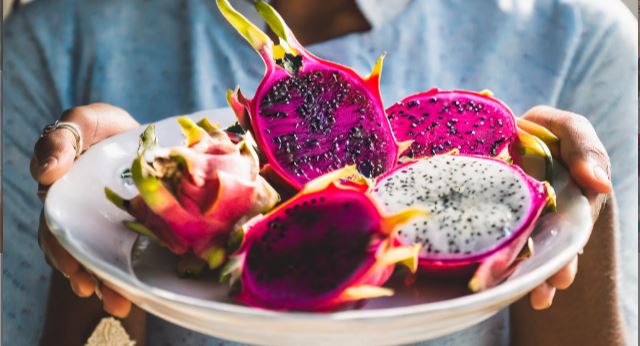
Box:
387, 88, 517, 159
239, 188, 383, 310
253, 68, 396, 186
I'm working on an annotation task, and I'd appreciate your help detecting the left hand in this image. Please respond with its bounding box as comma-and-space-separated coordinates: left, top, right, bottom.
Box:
33, 104, 139, 317
521, 106, 612, 310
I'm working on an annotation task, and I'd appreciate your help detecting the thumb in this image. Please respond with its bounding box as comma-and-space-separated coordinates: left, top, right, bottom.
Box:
30, 104, 139, 186
566, 156, 612, 195
30, 127, 78, 186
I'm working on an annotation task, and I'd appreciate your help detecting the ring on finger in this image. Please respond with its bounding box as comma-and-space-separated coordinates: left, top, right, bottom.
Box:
40, 121, 84, 158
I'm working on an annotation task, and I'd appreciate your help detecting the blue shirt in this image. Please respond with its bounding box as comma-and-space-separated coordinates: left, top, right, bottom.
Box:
3, 0, 637, 344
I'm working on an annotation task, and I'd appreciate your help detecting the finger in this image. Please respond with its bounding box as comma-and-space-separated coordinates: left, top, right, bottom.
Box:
38, 213, 81, 276
31, 103, 139, 186
522, 106, 612, 194
69, 270, 97, 298
547, 256, 578, 290
565, 157, 611, 194
30, 130, 76, 186
102, 285, 132, 318
530, 282, 557, 310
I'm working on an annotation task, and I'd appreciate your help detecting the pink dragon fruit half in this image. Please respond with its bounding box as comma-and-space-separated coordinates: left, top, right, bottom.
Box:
217, 0, 408, 190
105, 117, 279, 270
387, 88, 558, 180
222, 166, 426, 311
371, 154, 556, 291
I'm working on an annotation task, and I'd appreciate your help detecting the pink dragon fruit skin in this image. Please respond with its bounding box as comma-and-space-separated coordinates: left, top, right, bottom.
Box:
371, 154, 556, 292
105, 117, 279, 269
222, 166, 425, 311
218, 0, 408, 190
387, 88, 558, 180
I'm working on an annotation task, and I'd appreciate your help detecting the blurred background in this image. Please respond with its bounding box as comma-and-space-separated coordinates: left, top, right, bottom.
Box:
2, 0, 639, 19
625, 0, 636, 13
625, 0, 637, 16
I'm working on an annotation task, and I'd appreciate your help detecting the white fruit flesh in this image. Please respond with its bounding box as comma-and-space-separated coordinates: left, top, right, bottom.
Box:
372, 156, 532, 258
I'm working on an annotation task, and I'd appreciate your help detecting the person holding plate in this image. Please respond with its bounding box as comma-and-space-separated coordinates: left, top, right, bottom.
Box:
3, 0, 636, 345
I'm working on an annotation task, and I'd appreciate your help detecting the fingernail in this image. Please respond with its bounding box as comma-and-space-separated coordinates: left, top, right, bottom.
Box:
545, 288, 556, 309
39, 157, 57, 174
95, 283, 103, 300
69, 279, 83, 297
69, 280, 79, 295
546, 298, 554, 309
592, 165, 610, 184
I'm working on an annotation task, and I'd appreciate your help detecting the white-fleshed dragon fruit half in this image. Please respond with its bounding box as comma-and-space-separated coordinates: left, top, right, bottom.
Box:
371, 154, 556, 291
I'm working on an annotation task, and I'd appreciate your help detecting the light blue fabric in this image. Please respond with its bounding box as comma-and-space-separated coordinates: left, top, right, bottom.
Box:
3, 0, 637, 344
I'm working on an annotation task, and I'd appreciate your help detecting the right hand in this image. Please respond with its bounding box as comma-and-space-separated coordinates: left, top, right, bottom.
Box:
520, 106, 612, 310
32, 103, 139, 318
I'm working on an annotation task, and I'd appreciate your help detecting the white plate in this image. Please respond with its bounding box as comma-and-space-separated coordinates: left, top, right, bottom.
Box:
45, 108, 592, 346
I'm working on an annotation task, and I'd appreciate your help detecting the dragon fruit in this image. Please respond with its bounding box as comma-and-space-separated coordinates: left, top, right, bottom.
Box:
387, 88, 558, 180
371, 154, 556, 291
218, 0, 407, 190
222, 166, 426, 311
105, 117, 279, 270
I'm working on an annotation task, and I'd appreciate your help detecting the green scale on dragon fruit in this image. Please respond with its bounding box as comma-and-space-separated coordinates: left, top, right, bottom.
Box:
219, 0, 408, 190
222, 166, 425, 311
371, 154, 556, 292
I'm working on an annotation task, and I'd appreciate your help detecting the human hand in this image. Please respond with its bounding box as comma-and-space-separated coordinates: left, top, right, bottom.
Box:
521, 106, 612, 310
33, 103, 139, 317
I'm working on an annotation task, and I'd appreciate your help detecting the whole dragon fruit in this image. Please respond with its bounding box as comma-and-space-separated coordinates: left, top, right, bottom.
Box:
218, 0, 407, 190
371, 154, 556, 291
387, 88, 558, 180
105, 117, 279, 270
222, 166, 426, 311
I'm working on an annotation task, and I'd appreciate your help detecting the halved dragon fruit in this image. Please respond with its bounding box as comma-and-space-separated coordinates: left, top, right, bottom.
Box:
105, 117, 279, 270
217, 0, 407, 190
222, 166, 426, 311
371, 154, 556, 291
387, 88, 558, 179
